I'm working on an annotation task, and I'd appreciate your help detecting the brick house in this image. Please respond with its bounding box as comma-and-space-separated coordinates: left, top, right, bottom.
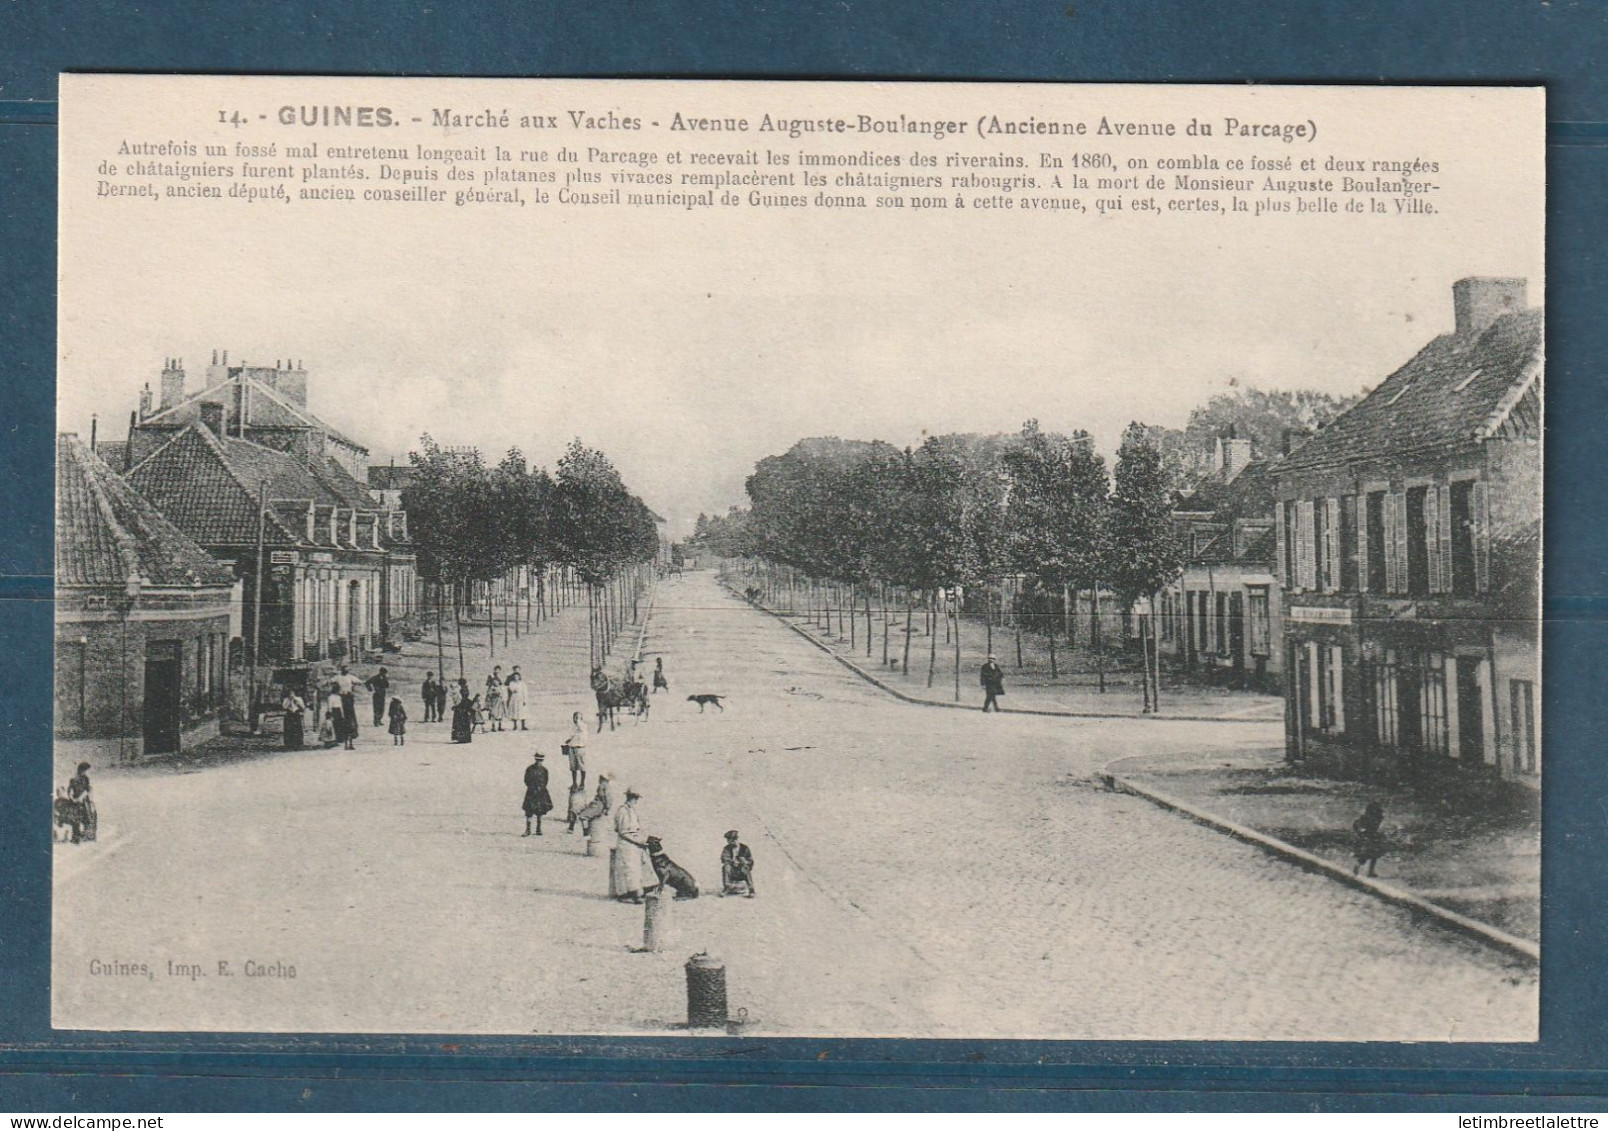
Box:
127, 419, 393, 673
1159, 436, 1283, 692
56, 434, 235, 760
115, 351, 417, 664
1273, 277, 1541, 784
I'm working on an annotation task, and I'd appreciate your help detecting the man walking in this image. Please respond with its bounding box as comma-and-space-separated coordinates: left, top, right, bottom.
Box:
980, 654, 1005, 713
366, 666, 391, 727
422, 672, 439, 723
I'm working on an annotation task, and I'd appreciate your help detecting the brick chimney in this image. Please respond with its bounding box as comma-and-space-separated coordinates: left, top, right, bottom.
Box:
199, 400, 225, 437
158, 357, 186, 410
277, 358, 308, 408
1453, 277, 1527, 337
1213, 428, 1253, 481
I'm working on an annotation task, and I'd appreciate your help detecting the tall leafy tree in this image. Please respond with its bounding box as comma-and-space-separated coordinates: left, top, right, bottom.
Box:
1106, 422, 1186, 711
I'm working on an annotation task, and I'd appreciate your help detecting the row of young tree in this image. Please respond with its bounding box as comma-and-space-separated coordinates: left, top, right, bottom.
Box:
403, 435, 661, 675
695, 421, 1182, 711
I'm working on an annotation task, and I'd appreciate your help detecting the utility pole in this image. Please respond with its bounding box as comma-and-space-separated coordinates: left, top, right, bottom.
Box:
249, 479, 268, 733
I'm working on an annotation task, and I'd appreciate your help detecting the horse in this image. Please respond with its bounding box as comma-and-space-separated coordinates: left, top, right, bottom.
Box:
591, 668, 649, 732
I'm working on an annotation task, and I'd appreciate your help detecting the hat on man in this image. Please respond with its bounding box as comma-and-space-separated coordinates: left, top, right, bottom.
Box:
625, 788, 641, 799
724, 830, 740, 841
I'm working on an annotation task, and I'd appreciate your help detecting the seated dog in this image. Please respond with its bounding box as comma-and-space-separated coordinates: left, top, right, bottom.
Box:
687, 694, 725, 713
644, 836, 699, 900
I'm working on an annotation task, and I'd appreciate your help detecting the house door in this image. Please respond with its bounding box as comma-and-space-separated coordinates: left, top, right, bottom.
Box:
1457, 659, 1485, 764
1228, 592, 1246, 678
142, 645, 182, 756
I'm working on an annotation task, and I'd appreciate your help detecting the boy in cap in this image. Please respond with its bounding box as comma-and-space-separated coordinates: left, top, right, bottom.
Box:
720, 830, 756, 897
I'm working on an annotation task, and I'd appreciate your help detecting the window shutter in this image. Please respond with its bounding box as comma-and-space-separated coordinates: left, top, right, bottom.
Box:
1392, 493, 1410, 594
1276, 502, 1288, 586
1354, 495, 1369, 593
1324, 497, 1341, 591
1424, 487, 1443, 594
1438, 485, 1453, 595
1472, 480, 1490, 594
1298, 500, 1316, 590
1382, 493, 1399, 593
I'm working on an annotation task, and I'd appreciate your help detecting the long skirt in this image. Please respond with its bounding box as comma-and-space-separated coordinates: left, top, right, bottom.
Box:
505, 690, 525, 722
284, 710, 305, 750
450, 704, 474, 743
610, 841, 652, 896
486, 693, 505, 722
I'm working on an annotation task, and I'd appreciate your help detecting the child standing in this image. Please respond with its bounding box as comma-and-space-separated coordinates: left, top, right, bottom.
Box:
388, 697, 408, 746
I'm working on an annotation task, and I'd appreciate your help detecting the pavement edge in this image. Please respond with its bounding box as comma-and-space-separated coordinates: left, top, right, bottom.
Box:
1098, 769, 1541, 966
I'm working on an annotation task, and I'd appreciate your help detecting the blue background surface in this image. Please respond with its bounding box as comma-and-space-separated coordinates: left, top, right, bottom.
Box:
2, 0, 1606, 1111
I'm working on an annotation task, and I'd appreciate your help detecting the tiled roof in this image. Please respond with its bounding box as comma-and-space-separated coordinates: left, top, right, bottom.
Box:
127, 423, 390, 550
1280, 308, 1542, 473
56, 433, 234, 589
94, 441, 128, 470
126, 426, 306, 547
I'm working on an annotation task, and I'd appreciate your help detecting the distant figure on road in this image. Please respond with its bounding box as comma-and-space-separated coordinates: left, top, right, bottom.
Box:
980, 655, 1006, 713
505, 666, 528, 731
281, 687, 306, 750
333, 665, 361, 744
611, 788, 652, 903
484, 667, 505, 732
422, 673, 440, 723
450, 680, 475, 744
522, 751, 554, 836
434, 677, 449, 723
388, 697, 407, 746
645, 836, 699, 900
563, 712, 588, 791
652, 657, 669, 694
366, 667, 391, 727
1352, 801, 1386, 877
720, 830, 756, 898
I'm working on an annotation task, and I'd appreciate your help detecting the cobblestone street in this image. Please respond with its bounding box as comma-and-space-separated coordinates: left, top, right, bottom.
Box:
54, 571, 1537, 1040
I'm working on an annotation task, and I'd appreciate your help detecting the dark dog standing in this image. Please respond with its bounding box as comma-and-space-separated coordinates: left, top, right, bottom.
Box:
687, 694, 725, 713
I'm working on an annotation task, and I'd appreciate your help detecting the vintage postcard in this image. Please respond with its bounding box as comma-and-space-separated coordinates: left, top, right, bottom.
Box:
53, 75, 1542, 1039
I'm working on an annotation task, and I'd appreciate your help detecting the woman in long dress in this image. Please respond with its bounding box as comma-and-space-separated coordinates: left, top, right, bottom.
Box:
610, 788, 652, 903
281, 687, 306, 750
504, 667, 527, 731
450, 679, 475, 744
484, 668, 505, 732
522, 752, 554, 836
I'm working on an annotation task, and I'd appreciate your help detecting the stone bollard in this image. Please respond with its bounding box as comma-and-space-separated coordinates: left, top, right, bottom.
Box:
684, 952, 727, 1029
588, 819, 608, 858
642, 889, 664, 952
607, 847, 620, 896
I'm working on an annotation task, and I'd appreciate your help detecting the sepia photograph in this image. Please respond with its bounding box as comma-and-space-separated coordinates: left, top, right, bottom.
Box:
52, 75, 1541, 1040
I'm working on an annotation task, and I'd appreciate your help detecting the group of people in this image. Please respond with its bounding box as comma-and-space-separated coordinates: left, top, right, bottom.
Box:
446, 665, 530, 743
279, 664, 410, 751
277, 663, 544, 752
512, 652, 757, 903
602, 786, 757, 902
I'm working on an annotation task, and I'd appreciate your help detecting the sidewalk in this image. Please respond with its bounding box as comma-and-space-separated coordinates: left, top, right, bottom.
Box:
737, 582, 1282, 721
1105, 744, 1540, 950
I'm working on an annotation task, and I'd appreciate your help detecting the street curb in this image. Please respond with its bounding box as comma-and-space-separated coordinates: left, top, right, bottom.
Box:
1099, 770, 1541, 966
631, 577, 657, 666
723, 580, 1276, 725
